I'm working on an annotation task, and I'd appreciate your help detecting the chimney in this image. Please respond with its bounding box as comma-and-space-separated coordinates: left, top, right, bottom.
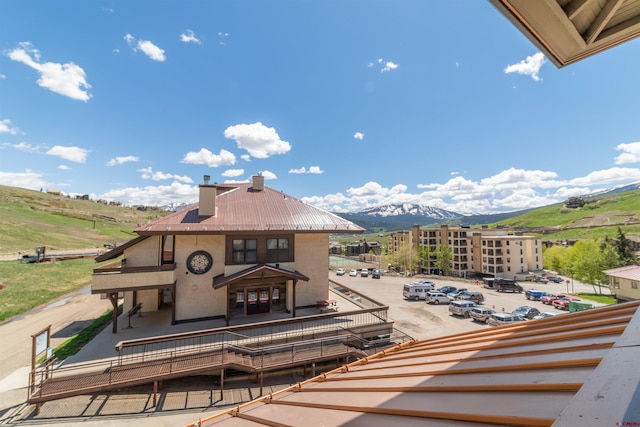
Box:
199, 175, 216, 216
252, 173, 264, 192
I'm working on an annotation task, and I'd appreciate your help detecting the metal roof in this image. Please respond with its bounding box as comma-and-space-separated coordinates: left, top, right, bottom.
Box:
490, 0, 640, 67
604, 264, 640, 281
212, 264, 309, 289
195, 300, 640, 427
135, 183, 364, 235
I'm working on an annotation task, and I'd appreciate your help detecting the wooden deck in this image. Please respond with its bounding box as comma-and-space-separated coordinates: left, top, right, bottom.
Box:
29, 341, 366, 404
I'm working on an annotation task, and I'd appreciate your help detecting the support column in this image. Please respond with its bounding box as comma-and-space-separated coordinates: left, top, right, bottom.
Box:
292, 279, 297, 318
109, 293, 119, 333
220, 368, 224, 400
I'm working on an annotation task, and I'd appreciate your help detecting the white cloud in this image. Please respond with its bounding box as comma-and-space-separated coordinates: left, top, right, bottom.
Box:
289, 166, 324, 174
0, 170, 49, 190
106, 155, 139, 166
504, 52, 546, 81
0, 119, 20, 135
224, 122, 291, 159
567, 167, 640, 186
138, 167, 193, 183
3, 142, 43, 153
218, 32, 230, 45
5, 42, 92, 101
0, 73, 6, 79
123, 34, 166, 62
353, 132, 364, 140
57, 165, 71, 170
369, 58, 399, 73
221, 168, 244, 177
241, 154, 251, 162
181, 148, 236, 167
259, 170, 277, 180
614, 142, 640, 164
137, 40, 166, 62
381, 61, 399, 73
180, 30, 201, 44
46, 145, 89, 163
100, 182, 198, 207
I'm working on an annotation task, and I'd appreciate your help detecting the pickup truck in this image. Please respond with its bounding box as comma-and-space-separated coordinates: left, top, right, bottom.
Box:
525, 290, 554, 301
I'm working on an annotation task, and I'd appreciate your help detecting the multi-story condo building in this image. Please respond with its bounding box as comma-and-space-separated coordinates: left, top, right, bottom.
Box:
388, 225, 543, 278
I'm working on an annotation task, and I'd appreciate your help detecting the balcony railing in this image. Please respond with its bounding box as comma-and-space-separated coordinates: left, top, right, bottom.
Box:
92, 263, 177, 292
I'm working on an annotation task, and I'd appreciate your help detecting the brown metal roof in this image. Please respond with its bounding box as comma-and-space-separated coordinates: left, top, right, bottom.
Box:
94, 235, 149, 262
194, 300, 640, 426
213, 264, 309, 289
490, 0, 640, 67
135, 183, 364, 235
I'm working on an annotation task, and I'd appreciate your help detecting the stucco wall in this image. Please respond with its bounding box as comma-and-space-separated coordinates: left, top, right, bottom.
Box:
294, 233, 329, 306
612, 277, 640, 301
174, 235, 226, 321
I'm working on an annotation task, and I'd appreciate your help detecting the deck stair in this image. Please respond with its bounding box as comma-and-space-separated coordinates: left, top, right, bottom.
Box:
28, 335, 367, 404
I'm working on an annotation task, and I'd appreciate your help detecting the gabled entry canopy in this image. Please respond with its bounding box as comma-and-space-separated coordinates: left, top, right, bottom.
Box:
212, 264, 309, 289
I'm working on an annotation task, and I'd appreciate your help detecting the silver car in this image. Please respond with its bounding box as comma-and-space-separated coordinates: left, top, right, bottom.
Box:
425, 291, 450, 305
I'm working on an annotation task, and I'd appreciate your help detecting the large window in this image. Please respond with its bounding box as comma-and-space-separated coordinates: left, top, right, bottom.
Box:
233, 239, 257, 263
162, 235, 174, 264
266, 238, 289, 262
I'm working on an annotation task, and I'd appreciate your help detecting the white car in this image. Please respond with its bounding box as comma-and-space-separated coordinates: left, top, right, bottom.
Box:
349, 269, 358, 277
336, 268, 345, 276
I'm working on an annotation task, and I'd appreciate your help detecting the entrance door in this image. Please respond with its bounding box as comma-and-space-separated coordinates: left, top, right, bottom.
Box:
258, 289, 270, 313
247, 290, 259, 315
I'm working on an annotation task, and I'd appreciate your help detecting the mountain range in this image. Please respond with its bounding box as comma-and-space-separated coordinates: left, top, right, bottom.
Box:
331, 181, 640, 233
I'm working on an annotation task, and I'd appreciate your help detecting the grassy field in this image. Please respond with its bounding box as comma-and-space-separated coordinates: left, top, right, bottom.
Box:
0, 257, 98, 322
0, 185, 170, 258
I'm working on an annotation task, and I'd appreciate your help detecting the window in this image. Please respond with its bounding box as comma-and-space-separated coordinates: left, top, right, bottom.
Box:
632, 281, 638, 289
614, 280, 620, 289
267, 238, 289, 262
162, 235, 174, 264
232, 239, 257, 263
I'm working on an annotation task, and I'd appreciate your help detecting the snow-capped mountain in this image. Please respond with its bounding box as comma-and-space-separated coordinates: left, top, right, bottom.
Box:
359, 203, 460, 220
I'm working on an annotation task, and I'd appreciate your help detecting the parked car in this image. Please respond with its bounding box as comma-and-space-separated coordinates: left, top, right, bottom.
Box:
495, 281, 523, 293
349, 269, 358, 277
455, 291, 485, 304
547, 275, 564, 283
371, 269, 381, 279
360, 268, 369, 277
446, 288, 468, 300
552, 297, 581, 310
336, 268, 345, 276
533, 311, 561, 320
511, 306, 541, 320
469, 307, 496, 323
448, 300, 478, 318
425, 291, 450, 305
540, 293, 560, 305
533, 275, 548, 284
487, 312, 526, 326
437, 286, 457, 294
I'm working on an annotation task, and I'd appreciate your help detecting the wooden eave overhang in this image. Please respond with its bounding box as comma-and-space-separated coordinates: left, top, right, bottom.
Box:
94, 236, 149, 263
490, 0, 640, 68
212, 264, 310, 289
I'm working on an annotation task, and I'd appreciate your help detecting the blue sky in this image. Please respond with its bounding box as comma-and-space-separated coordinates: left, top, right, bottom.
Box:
2, 1, 640, 215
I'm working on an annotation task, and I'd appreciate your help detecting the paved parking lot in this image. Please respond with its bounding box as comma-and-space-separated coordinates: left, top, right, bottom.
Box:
332, 273, 609, 341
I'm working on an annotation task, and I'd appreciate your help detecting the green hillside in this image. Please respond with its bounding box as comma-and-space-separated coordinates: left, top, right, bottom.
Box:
492, 190, 640, 240
0, 185, 171, 258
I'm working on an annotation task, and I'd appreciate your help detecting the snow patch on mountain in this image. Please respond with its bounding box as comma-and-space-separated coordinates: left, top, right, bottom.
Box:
359, 203, 460, 219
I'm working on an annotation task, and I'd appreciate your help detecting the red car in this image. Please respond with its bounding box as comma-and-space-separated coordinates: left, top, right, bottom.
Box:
552, 297, 581, 310
540, 294, 559, 305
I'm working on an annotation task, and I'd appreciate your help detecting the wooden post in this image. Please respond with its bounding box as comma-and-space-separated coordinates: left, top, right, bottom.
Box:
152, 381, 158, 407
220, 368, 224, 400
292, 279, 297, 318
259, 371, 264, 396
109, 293, 119, 333
311, 362, 316, 377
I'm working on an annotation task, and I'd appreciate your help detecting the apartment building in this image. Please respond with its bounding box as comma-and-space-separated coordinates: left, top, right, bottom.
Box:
388, 224, 543, 278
